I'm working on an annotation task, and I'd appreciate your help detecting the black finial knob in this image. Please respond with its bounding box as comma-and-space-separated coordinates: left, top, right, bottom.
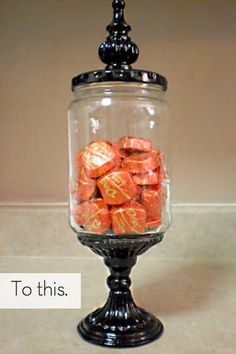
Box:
99, 0, 139, 70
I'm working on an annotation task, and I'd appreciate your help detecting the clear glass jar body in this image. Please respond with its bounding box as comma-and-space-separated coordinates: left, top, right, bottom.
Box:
68, 82, 171, 236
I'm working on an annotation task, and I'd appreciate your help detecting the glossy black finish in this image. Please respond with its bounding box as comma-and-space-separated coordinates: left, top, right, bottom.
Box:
71, 0, 167, 91
77, 233, 164, 348
99, 0, 139, 70
72, 69, 167, 91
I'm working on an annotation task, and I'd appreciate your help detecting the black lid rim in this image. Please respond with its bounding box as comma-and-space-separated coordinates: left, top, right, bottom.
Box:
71, 69, 168, 92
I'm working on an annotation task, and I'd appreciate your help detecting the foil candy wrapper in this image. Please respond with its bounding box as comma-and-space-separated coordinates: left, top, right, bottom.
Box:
122, 152, 160, 174
74, 198, 111, 233
97, 169, 137, 205
141, 187, 163, 222
78, 140, 116, 178
73, 136, 165, 234
110, 201, 147, 234
119, 136, 152, 152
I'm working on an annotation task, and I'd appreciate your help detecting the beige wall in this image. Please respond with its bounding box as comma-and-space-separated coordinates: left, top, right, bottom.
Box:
0, 0, 235, 203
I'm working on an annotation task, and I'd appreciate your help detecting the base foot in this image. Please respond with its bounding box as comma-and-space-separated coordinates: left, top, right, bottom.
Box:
75, 239, 165, 348
78, 306, 163, 348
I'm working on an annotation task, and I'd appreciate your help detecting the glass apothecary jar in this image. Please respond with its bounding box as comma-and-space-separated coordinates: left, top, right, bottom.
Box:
68, 80, 171, 236
68, 0, 172, 348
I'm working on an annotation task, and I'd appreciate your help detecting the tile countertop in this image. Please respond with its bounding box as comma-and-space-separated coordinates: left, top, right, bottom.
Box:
0, 206, 236, 354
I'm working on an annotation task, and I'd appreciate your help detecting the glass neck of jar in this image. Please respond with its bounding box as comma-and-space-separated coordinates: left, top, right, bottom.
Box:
73, 82, 165, 101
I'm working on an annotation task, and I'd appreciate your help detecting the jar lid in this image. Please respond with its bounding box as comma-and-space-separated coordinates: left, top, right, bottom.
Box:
72, 69, 167, 91
71, 0, 167, 92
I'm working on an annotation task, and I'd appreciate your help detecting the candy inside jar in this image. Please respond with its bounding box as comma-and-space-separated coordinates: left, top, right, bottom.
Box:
69, 136, 169, 235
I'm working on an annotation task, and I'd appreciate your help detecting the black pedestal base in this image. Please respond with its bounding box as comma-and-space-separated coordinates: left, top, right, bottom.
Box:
78, 307, 163, 348
77, 233, 164, 348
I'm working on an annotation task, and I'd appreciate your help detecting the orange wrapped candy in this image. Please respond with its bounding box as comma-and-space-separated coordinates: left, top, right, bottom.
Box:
72, 136, 167, 233
74, 198, 111, 233
76, 168, 96, 202
133, 170, 159, 185
151, 150, 166, 182
78, 140, 116, 178
119, 136, 152, 152
141, 187, 163, 221
110, 201, 147, 234
112, 142, 129, 167
122, 152, 160, 174
133, 185, 142, 202
146, 218, 162, 229
97, 169, 137, 205
112, 142, 128, 159
158, 154, 166, 182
